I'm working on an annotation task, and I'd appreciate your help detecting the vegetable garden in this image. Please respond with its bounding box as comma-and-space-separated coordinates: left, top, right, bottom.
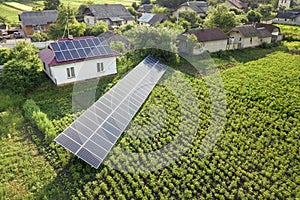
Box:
0, 51, 299, 199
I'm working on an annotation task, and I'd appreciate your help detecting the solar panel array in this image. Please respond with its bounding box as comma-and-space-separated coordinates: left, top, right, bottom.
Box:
50, 37, 114, 62
54, 56, 168, 168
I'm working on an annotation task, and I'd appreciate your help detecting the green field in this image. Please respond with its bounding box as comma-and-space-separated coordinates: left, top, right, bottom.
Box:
0, 4, 20, 24
0, 49, 299, 198
4, 2, 32, 11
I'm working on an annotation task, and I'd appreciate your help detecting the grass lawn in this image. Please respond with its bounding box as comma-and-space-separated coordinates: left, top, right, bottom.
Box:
56, 0, 139, 8
4, 2, 33, 11
0, 4, 21, 24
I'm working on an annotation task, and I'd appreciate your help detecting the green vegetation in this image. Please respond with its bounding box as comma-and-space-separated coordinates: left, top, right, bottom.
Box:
276, 24, 300, 41
0, 4, 20, 24
4, 2, 32, 11
0, 48, 299, 198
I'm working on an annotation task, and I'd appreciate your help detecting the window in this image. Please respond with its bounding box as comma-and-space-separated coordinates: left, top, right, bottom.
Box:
239, 37, 242, 41
67, 67, 75, 78
250, 37, 253, 44
97, 62, 104, 72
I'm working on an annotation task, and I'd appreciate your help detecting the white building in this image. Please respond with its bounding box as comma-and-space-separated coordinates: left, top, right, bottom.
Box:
278, 0, 291, 9
82, 4, 134, 29
228, 25, 273, 49
173, 1, 208, 18
184, 28, 229, 53
38, 36, 120, 85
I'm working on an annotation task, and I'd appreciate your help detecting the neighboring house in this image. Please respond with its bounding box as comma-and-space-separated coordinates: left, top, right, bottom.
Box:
38, 36, 120, 85
19, 10, 58, 37
173, 1, 208, 18
227, 0, 249, 12
254, 23, 283, 42
83, 4, 134, 28
278, 0, 291, 9
99, 30, 133, 49
273, 9, 300, 25
137, 4, 154, 13
180, 28, 229, 54
137, 13, 168, 26
228, 24, 273, 49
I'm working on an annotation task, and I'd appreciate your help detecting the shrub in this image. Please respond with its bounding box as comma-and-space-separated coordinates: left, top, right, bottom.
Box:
23, 99, 56, 143
0, 48, 10, 65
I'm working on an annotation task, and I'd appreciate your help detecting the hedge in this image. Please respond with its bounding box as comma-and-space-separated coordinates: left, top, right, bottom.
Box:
23, 99, 56, 143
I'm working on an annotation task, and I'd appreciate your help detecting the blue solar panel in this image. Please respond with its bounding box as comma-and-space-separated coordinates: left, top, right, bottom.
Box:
80, 40, 89, 48
73, 40, 82, 48
51, 43, 60, 51
50, 37, 115, 63
55, 51, 65, 62
77, 49, 86, 58
66, 41, 75, 49
62, 51, 72, 60
92, 38, 101, 46
55, 56, 168, 168
86, 38, 95, 46
84, 47, 92, 57
70, 50, 80, 59
58, 42, 67, 50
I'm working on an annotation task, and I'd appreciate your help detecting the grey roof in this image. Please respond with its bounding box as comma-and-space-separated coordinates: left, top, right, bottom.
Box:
179, 1, 208, 14
138, 13, 155, 23
19, 10, 58, 26
257, 27, 272, 38
187, 28, 229, 42
99, 30, 132, 48
231, 25, 259, 37
276, 10, 300, 19
84, 4, 134, 21
137, 4, 154, 13
138, 13, 167, 25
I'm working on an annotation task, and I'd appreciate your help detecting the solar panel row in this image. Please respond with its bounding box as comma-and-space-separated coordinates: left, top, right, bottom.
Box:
50, 37, 114, 63
55, 56, 168, 168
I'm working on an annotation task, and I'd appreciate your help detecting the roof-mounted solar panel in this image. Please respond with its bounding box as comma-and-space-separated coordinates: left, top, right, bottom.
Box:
54, 56, 168, 168
49, 37, 115, 63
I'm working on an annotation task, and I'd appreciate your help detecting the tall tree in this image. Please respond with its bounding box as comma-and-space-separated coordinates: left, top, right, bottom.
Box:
204, 4, 239, 33
1, 42, 42, 94
246, 10, 262, 22
48, 4, 86, 39
44, 0, 60, 10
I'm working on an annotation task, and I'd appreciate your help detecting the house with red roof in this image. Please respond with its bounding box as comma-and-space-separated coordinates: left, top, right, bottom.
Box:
38, 36, 120, 85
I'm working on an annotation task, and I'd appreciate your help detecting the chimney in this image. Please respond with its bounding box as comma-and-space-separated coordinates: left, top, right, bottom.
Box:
68, 35, 73, 40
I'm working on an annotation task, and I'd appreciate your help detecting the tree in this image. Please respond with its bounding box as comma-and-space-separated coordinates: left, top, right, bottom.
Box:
1, 42, 42, 94
204, 4, 239, 33
44, 0, 60, 10
48, 4, 86, 39
246, 10, 262, 22
151, 5, 170, 14
179, 11, 201, 28
85, 22, 108, 36
0, 15, 7, 23
0, 48, 10, 65
258, 5, 272, 19
123, 26, 179, 61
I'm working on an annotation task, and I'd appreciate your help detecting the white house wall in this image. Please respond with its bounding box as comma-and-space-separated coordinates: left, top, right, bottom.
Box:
202, 39, 228, 53
260, 37, 272, 44
49, 57, 117, 85
84, 16, 97, 25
